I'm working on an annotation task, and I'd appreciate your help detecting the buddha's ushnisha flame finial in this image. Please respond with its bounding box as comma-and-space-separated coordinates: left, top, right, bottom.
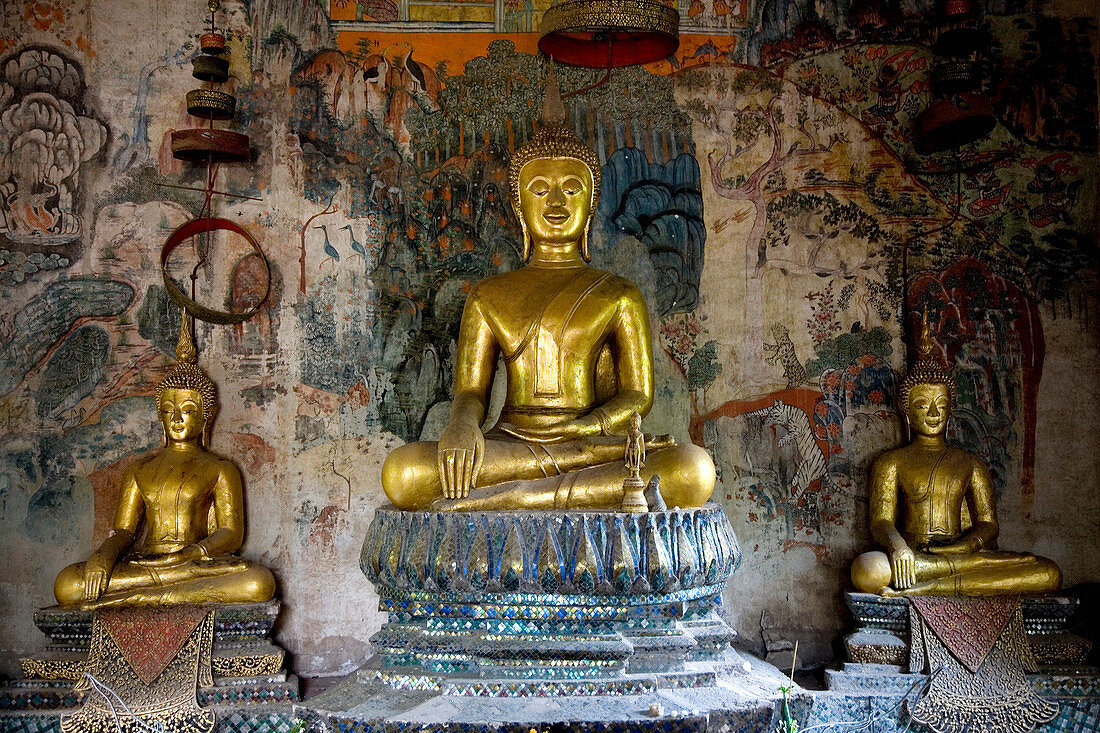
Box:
176, 312, 198, 365
899, 310, 956, 410
543, 58, 567, 127
915, 310, 936, 360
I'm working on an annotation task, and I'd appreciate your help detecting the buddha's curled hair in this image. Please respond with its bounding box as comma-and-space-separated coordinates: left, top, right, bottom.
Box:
508, 125, 602, 214
157, 363, 217, 425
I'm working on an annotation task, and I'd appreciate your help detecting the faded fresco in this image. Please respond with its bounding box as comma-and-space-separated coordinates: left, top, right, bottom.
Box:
0, 0, 1096, 677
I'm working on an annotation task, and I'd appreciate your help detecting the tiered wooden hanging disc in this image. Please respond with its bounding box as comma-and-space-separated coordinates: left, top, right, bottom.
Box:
171, 25, 249, 162
914, 0, 994, 153
162, 0, 269, 327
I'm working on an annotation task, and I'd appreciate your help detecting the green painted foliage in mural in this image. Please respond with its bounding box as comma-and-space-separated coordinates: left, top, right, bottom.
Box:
687, 340, 722, 391
806, 326, 893, 378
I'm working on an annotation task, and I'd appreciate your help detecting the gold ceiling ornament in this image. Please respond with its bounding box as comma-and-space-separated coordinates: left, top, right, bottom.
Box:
538, 0, 680, 69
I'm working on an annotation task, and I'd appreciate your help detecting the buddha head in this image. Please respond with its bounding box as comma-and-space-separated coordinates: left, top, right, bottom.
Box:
156, 316, 217, 445
899, 314, 956, 437
509, 65, 601, 262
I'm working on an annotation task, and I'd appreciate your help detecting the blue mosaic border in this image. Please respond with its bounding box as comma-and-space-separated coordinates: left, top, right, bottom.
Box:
380, 583, 727, 608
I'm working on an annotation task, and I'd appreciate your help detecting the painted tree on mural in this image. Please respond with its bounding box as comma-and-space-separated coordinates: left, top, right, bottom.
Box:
764, 189, 899, 332
408, 41, 545, 165
680, 66, 854, 362
409, 41, 696, 172
778, 28, 1098, 319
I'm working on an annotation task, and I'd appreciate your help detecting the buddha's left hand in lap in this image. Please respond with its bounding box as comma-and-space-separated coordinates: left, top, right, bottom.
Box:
496, 418, 602, 444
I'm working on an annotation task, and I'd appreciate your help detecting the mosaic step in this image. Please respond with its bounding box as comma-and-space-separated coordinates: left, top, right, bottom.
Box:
807, 689, 1100, 733
302, 646, 811, 733
818, 668, 1100, 733
20, 641, 287, 682
1, 674, 300, 710
29, 600, 282, 649
0, 707, 300, 733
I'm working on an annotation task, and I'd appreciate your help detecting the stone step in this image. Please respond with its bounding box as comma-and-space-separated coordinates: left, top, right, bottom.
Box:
21, 641, 288, 684
824, 664, 925, 696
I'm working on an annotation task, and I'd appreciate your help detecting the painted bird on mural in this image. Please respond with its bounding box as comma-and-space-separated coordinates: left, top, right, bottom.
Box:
340, 224, 368, 264
316, 224, 340, 269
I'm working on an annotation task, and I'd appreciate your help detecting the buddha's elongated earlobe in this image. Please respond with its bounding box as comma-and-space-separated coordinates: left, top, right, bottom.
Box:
520, 219, 531, 262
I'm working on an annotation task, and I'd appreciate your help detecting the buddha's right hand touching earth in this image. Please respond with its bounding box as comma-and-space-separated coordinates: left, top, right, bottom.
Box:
436, 417, 484, 499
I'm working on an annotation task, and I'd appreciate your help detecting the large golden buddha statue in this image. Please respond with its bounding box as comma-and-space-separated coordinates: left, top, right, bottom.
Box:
53, 320, 275, 608
850, 318, 1061, 596
382, 73, 715, 512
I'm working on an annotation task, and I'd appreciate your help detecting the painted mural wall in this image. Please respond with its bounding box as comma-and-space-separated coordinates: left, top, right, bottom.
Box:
0, 0, 1096, 676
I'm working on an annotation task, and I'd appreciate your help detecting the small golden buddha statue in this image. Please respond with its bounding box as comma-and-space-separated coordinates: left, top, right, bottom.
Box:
382, 71, 715, 512
850, 317, 1061, 596
53, 319, 275, 608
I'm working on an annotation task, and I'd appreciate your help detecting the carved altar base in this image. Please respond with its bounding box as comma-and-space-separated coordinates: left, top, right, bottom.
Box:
0, 601, 299, 733
303, 504, 812, 732
814, 592, 1100, 733
839, 592, 1092, 668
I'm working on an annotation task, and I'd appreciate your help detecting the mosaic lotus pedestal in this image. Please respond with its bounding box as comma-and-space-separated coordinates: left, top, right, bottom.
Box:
303, 504, 810, 733
810, 592, 1100, 733
0, 600, 299, 733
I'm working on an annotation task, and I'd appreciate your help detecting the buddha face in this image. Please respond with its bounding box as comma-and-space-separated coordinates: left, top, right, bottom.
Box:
519, 158, 593, 246
159, 388, 206, 443
906, 383, 951, 437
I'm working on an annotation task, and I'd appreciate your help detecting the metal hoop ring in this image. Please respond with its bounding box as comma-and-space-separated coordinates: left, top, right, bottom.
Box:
160, 217, 271, 325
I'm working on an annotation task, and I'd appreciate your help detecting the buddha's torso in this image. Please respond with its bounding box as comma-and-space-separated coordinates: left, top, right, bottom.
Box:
894, 445, 975, 548
130, 448, 226, 554
470, 264, 637, 426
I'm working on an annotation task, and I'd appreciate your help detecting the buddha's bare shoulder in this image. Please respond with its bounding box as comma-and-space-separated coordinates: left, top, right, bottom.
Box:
871, 447, 906, 468
467, 268, 528, 295
469, 267, 642, 301
134, 448, 238, 474
591, 268, 645, 299
203, 451, 241, 476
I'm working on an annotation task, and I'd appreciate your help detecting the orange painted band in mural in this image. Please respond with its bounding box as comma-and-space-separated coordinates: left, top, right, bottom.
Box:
161, 217, 271, 325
